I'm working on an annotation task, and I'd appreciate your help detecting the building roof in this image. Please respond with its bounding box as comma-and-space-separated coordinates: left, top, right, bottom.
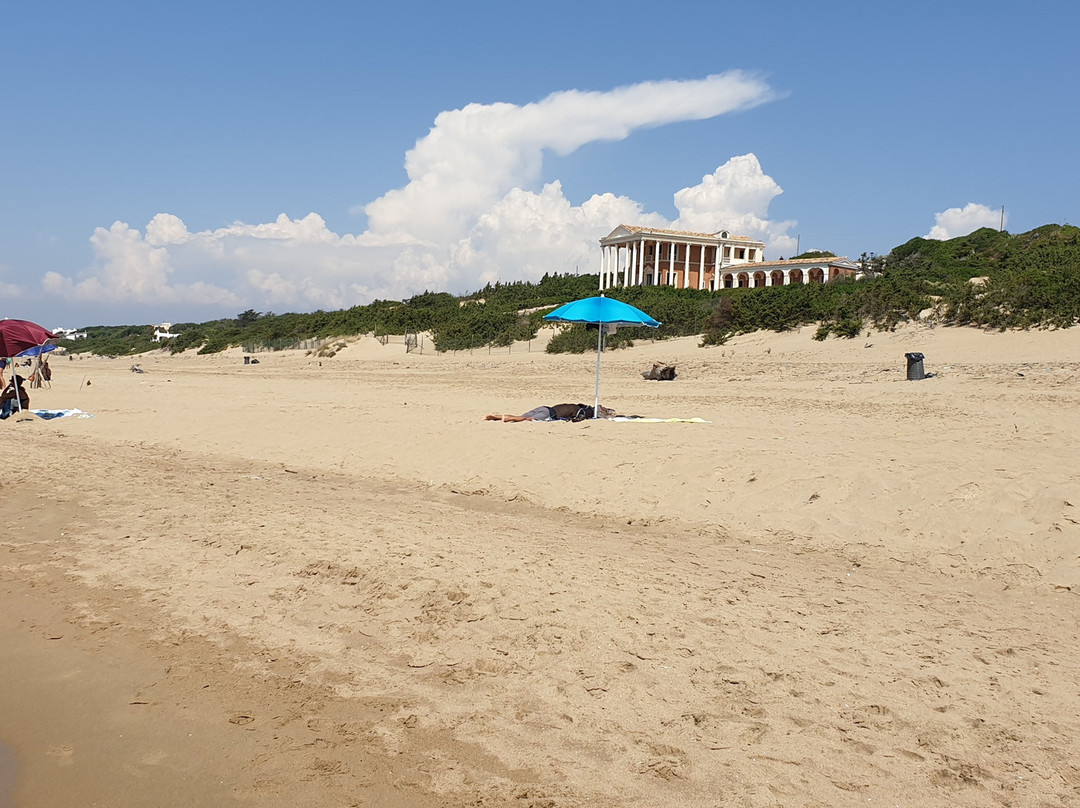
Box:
734, 257, 858, 270
603, 224, 763, 245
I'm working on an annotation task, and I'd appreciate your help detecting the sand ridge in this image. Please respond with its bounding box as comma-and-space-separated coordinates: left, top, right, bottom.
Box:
2, 323, 1080, 806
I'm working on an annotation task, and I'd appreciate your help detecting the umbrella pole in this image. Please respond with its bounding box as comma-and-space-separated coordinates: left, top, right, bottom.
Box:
593, 324, 603, 418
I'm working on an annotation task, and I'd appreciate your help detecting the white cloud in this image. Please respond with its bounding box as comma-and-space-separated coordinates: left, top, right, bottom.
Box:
362, 72, 777, 248
449, 182, 667, 287
144, 213, 190, 247
927, 203, 1005, 240
42, 73, 800, 319
673, 154, 798, 257
42, 220, 239, 307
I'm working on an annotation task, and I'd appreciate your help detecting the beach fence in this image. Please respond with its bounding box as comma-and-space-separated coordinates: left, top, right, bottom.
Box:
374, 332, 425, 354
373, 331, 558, 355
241, 331, 596, 357
242, 338, 324, 353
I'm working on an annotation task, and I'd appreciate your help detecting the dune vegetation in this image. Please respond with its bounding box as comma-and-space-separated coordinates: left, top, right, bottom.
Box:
61, 224, 1080, 357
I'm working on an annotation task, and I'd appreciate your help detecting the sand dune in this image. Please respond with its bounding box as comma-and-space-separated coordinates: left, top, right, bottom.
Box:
2, 323, 1079, 806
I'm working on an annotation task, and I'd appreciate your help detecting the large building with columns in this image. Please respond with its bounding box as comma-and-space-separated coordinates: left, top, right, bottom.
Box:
598, 224, 859, 291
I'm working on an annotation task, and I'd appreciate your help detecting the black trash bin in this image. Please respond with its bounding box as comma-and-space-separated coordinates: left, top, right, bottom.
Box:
905, 352, 925, 381
243, 355, 251, 365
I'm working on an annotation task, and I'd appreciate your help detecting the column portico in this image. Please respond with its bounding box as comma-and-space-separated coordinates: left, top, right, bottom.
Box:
598, 224, 774, 292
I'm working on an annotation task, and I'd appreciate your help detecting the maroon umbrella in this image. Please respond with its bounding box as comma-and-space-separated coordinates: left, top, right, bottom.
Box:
0, 319, 55, 358
1, 319, 54, 417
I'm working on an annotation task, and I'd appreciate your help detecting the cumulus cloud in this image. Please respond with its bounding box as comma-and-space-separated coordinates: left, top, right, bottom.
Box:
673, 154, 798, 256
43, 73, 800, 320
362, 71, 777, 247
927, 203, 1005, 240
42, 220, 239, 307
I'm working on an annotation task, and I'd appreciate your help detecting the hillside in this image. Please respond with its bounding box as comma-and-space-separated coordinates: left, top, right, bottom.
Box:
60, 224, 1080, 357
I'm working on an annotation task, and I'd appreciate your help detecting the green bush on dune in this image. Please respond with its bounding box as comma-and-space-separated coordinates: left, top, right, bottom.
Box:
58, 225, 1080, 357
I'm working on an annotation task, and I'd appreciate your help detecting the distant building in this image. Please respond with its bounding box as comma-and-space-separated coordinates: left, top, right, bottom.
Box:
153, 322, 179, 342
714, 256, 860, 289
53, 327, 87, 340
598, 225, 858, 290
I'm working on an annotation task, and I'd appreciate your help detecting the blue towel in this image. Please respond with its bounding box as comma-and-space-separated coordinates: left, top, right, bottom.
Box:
29, 408, 94, 420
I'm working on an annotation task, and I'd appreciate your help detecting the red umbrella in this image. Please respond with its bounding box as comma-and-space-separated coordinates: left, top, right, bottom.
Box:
1, 320, 55, 417
0, 319, 55, 358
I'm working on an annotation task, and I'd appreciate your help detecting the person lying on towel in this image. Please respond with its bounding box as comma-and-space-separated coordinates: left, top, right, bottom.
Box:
484, 403, 616, 422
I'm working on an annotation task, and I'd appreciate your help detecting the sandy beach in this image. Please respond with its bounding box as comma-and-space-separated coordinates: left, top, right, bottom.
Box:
3, 323, 1080, 806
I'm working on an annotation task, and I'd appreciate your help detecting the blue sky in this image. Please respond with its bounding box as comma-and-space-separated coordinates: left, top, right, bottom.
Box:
2, 1, 1077, 328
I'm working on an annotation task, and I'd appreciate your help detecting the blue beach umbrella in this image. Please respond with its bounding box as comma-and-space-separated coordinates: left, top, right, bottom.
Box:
15, 342, 58, 358
543, 294, 660, 418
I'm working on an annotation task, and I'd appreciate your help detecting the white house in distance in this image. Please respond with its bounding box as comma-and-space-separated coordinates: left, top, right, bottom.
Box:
53, 326, 88, 339
598, 224, 859, 291
153, 322, 179, 343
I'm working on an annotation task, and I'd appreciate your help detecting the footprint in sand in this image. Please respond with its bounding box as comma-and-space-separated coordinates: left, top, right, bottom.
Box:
46, 745, 74, 766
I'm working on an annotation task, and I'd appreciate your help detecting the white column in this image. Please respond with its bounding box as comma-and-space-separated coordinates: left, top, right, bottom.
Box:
698, 242, 706, 290
637, 239, 645, 285
655, 239, 662, 286
765, 270, 772, 287
683, 242, 690, 289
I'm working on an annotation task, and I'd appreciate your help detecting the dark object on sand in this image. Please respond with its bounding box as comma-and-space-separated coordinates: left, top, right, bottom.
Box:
905, 352, 925, 381
642, 363, 677, 381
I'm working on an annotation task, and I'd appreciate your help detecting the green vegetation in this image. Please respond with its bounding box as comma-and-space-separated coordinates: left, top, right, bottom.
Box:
58, 225, 1080, 357
702, 224, 1080, 343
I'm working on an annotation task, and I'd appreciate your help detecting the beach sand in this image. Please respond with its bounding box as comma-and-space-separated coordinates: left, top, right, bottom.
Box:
2, 324, 1079, 806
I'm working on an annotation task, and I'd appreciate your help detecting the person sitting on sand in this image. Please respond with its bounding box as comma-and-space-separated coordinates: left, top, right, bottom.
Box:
484, 403, 616, 422
0, 375, 30, 420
